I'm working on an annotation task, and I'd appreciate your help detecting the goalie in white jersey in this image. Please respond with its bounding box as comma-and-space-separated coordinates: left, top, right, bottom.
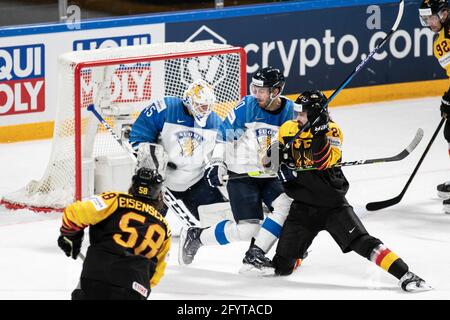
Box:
129, 79, 227, 220
179, 67, 297, 275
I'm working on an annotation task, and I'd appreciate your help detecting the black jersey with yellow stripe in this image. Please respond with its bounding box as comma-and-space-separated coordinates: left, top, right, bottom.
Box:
277, 120, 349, 207
433, 23, 450, 76
61, 191, 171, 292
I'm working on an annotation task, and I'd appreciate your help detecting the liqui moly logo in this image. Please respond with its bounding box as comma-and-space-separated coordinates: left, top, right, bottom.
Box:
73, 34, 151, 51
0, 44, 45, 116
80, 64, 152, 106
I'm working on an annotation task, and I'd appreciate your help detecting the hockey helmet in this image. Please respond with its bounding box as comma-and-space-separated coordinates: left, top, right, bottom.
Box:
293, 90, 328, 122
419, 0, 448, 27
129, 168, 164, 201
250, 66, 285, 96
183, 79, 216, 127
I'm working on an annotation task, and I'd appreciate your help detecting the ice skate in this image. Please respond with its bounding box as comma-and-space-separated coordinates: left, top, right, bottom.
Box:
443, 198, 450, 214
178, 226, 204, 265
437, 181, 450, 199
398, 271, 432, 292
239, 240, 275, 276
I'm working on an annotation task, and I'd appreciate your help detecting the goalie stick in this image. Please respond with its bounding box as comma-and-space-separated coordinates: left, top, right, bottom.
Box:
284, 0, 405, 152
87, 104, 200, 227
224, 127, 423, 181
366, 118, 445, 211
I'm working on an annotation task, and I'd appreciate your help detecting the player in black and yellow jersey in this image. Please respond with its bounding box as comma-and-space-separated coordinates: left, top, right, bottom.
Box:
57, 168, 171, 300
419, 0, 450, 212
263, 90, 431, 292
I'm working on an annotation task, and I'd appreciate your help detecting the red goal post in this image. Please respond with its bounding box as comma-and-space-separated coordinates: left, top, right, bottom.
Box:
1, 42, 247, 212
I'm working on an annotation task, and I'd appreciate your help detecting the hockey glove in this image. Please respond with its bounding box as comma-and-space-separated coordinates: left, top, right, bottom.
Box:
262, 141, 282, 170
58, 231, 84, 260
277, 163, 297, 183
309, 112, 330, 136
263, 141, 296, 171
204, 159, 228, 187
441, 90, 450, 118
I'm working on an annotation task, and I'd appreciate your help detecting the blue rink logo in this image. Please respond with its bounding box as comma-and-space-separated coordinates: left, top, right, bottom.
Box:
73, 34, 151, 51
0, 44, 45, 116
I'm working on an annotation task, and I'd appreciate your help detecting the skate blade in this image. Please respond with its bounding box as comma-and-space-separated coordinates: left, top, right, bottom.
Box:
437, 191, 450, 200
404, 282, 433, 293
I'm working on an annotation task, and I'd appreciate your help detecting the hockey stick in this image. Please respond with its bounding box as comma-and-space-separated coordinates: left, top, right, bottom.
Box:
284, 0, 405, 152
366, 118, 445, 211
87, 104, 137, 162
87, 104, 200, 227
224, 127, 423, 181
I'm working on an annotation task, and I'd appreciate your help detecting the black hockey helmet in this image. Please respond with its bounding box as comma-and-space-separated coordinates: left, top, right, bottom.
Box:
420, 0, 448, 14
251, 66, 285, 94
419, 0, 448, 26
294, 90, 328, 121
129, 168, 163, 201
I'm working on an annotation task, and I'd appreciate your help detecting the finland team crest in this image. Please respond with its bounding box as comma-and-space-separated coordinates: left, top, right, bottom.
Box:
176, 131, 204, 157
255, 128, 277, 163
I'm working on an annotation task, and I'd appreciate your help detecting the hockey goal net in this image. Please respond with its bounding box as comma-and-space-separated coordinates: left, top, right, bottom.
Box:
1, 42, 246, 212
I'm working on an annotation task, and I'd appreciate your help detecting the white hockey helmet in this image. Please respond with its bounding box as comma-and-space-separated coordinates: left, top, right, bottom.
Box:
182, 79, 216, 127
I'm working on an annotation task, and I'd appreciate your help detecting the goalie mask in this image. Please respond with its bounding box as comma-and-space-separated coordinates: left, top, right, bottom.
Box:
129, 168, 163, 201
293, 90, 328, 122
182, 79, 216, 127
250, 67, 285, 109
419, 0, 448, 30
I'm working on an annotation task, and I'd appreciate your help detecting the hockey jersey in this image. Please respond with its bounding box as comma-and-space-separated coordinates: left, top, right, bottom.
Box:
129, 97, 222, 191
216, 95, 294, 173
433, 23, 450, 76
61, 192, 171, 294
277, 120, 350, 207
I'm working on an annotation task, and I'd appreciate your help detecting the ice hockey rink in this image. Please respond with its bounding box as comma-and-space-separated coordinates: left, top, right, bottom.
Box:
0, 96, 449, 300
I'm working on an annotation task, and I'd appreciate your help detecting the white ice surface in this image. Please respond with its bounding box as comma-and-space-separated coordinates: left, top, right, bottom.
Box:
1, 96, 449, 300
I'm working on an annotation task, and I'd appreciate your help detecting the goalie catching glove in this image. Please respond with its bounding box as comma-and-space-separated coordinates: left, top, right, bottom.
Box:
262, 142, 298, 183
136, 142, 169, 179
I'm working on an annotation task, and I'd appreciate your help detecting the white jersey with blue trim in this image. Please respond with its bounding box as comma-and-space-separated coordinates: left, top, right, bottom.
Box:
129, 96, 222, 192
217, 95, 294, 174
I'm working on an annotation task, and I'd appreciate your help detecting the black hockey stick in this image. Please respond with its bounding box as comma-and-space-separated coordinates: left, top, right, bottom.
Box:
284, 0, 405, 152
87, 104, 200, 227
224, 127, 423, 181
366, 118, 445, 211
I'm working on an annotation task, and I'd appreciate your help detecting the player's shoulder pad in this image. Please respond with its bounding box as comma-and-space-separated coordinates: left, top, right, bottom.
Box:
279, 120, 299, 137
143, 98, 169, 117
444, 25, 450, 40
205, 111, 223, 129
226, 97, 248, 124
87, 192, 118, 211
326, 121, 343, 146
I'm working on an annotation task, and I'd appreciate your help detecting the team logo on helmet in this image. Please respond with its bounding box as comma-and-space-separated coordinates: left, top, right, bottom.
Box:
176, 131, 204, 157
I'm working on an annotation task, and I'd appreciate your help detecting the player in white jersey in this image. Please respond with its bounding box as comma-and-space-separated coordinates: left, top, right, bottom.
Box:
179, 67, 297, 275
129, 79, 226, 219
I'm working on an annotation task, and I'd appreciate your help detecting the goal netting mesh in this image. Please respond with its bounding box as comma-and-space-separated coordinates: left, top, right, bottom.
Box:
1, 42, 246, 212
